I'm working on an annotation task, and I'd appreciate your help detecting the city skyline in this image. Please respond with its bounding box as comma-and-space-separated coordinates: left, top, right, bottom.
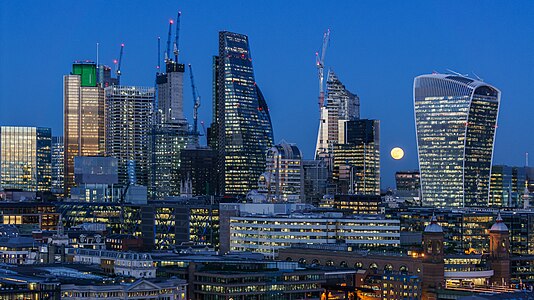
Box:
1, 1, 533, 188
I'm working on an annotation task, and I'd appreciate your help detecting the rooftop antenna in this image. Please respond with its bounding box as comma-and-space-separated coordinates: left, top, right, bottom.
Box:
96, 42, 99, 66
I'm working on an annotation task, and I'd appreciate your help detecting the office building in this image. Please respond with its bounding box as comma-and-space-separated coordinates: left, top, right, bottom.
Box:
105, 86, 154, 186
259, 141, 303, 202
333, 119, 380, 195
156, 61, 187, 127
51, 136, 64, 196
179, 147, 217, 196
70, 156, 119, 202
414, 74, 500, 207
302, 159, 328, 205
214, 31, 274, 196
230, 213, 400, 258
0, 126, 51, 192
64, 62, 105, 195
489, 165, 530, 208
395, 171, 420, 192
315, 70, 360, 170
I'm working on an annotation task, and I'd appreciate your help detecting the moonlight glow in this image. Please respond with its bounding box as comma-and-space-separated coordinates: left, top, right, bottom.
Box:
391, 147, 404, 160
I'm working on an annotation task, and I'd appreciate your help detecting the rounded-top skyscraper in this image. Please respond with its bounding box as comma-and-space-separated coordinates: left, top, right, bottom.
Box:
414, 74, 500, 208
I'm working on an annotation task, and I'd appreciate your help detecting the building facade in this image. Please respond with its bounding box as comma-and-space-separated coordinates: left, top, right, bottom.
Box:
179, 147, 218, 196
260, 141, 303, 202
333, 119, 380, 195
395, 171, 420, 192
214, 31, 274, 196
315, 70, 360, 170
489, 165, 530, 208
0, 126, 51, 192
105, 86, 154, 186
414, 74, 500, 207
51, 136, 64, 196
64, 62, 106, 196
230, 213, 400, 258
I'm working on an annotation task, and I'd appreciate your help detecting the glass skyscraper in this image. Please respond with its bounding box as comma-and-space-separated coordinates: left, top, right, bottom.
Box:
64, 62, 105, 196
315, 71, 359, 170
0, 126, 51, 192
105, 86, 155, 187
214, 31, 274, 196
51, 136, 64, 196
414, 74, 500, 207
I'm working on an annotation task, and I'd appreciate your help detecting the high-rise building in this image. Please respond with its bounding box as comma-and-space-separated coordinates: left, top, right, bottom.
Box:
0, 126, 51, 192
179, 147, 218, 196
149, 58, 192, 199
414, 74, 500, 207
64, 62, 105, 195
214, 31, 274, 195
489, 165, 530, 208
259, 141, 303, 202
333, 119, 380, 195
395, 171, 420, 192
315, 71, 359, 170
105, 86, 154, 186
51, 136, 64, 196
302, 160, 328, 205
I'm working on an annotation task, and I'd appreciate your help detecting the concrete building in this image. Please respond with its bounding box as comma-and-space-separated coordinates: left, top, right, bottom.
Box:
414, 74, 500, 207
64, 62, 106, 196
229, 213, 400, 258
0, 126, 51, 192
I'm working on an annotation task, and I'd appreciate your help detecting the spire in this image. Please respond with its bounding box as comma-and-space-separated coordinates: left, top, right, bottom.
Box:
490, 211, 509, 232
424, 213, 443, 233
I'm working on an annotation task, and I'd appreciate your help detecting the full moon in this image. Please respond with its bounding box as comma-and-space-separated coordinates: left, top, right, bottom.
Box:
391, 147, 405, 160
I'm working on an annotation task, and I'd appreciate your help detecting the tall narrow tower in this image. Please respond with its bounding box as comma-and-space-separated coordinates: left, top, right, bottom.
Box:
421, 214, 445, 299
215, 31, 274, 196
488, 213, 510, 286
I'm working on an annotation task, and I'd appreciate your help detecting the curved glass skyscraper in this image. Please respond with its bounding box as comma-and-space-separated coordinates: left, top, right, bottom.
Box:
414, 74, 500, 207
215, 31, 274, 196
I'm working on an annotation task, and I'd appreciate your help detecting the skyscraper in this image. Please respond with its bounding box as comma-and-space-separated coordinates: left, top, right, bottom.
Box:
51, 136, 64, 196
214, 31, 274, 195
332, 119, 380, 195
315, 71, 359, 170
179, 147, 218, 196
64, 62, 105, 195
489, 165, 530, 208
414, 74, 500, 207
105, 86, 155, 186
0, 126, 51, 192
259, 141, 303, 202
156, 62, 187, 127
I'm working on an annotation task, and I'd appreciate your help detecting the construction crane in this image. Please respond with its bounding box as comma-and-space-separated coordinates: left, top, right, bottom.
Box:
157, 37, 161, 71
165, 19, 173, 63
188, 64, 201, 136
316, 29, 330, 109
173, 11, 181, 62
116, 43, 124, 85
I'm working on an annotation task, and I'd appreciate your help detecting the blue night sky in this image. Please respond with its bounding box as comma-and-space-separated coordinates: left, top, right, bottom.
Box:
1, 1, 533, 188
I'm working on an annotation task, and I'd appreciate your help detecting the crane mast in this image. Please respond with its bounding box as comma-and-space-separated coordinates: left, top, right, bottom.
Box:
188, 64, 201, 136
116, 43, 124, 85
316, 29, 330, 109
157, 37, 161, 71
173, 11, 181, 62
165, 19, 173, 63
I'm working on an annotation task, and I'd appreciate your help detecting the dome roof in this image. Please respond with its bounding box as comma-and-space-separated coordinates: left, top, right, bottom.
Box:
424, 214, 443, 233
490, 213, 508, 232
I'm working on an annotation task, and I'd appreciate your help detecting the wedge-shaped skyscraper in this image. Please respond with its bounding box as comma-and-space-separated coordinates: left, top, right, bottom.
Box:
414, 74, 500, 207
214, 31, 274, 195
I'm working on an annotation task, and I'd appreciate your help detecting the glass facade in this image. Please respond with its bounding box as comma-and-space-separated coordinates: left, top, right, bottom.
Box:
51, 136, 64, 196
414, 74, 500, 207
215, 31, 274, 195
0, 126, 51, 192
105, 86, 154, 186
64, 62, 106, 196
333, 119, 380, 195
315, 71, 359, 170
261, 141, 303, 202
489, 165, 529, 207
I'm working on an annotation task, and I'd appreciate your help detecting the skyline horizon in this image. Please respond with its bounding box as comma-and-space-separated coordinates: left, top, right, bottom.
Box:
1, 1, 533, 189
